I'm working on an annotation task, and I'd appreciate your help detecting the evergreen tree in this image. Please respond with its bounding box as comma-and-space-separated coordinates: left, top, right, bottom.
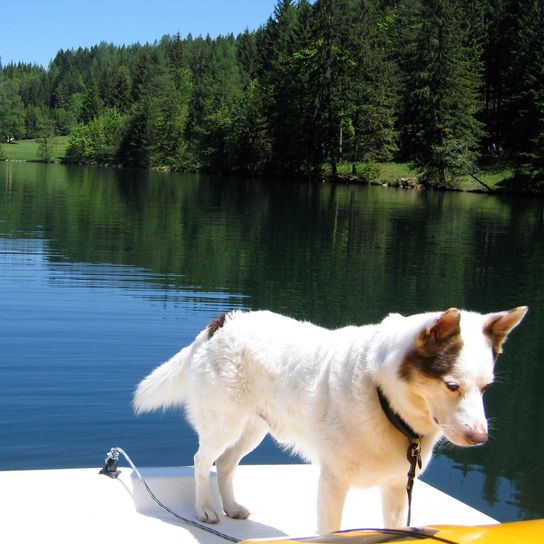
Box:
344, 0, 399, 168
112, 66, 132, 112
260, 0, 316, 176
150, 72, 190, 169
504, 0, 544, 181
101, 66, 132, 111
397, 0, 484, 187
3, 1, 543, 186
237, 30, 260, 82
80, 83, 103, 123
0, 78, 25, 141
308, 0, 356, 177
131, 48, 156, 102
225, 79, 272, 174
49, 50, 86, 110
192, 36, 244, 172
17, 65, 49, 109
55, 92, 84, 134
481, 0, 510, 151
119, 63, 189, 170
24, 105, 52, 138
235, 31, 272, 173
36, 114, 56, 162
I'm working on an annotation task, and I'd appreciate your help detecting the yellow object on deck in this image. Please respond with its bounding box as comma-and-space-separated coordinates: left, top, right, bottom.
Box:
241, 520, 544, 544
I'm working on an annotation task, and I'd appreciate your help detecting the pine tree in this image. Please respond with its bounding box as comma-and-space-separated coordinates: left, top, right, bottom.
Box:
260, 0, 316, 176
0, 78, 25, 141
150, 71, 190, 169
80, 83, 103, 123
112, 66, 132, 112
228, 79, 272, 174
36, 114, 56, 162
131, 48, 156, 102
192, 36, 244, 172
397, 0, 484, 187
237, 30, 260, 83
505, 0, 544, 181
345, 0, 399, 168
308, 0, 357, 177
119, 58, 189, 170
117, 94, 154, 168
100, 65, 132, 112
481, 0, 512, 151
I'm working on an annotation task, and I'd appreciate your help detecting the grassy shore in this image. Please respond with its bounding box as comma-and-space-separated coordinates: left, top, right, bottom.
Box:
1, 139, 520, 193
326, 161, 515, 192
1, 136, 70, 163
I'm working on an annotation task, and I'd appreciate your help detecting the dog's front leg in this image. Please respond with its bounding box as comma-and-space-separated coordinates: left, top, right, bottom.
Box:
317, 467, 349, 534
381, 480, 408, 528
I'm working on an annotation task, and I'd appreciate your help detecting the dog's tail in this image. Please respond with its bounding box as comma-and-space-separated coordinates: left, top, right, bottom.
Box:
133, 330, 206, 415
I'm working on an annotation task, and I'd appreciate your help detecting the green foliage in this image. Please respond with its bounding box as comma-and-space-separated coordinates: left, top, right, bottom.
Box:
342, 0, 399, 166
0, 78, 25, 141
101, 65, 132, 112
232, 80, 272, 174
118, 61, 190, 170
1, 1, 543, 187
507, 2, 544, 181
258, 0, 320, 176
358, 161, 381, 183
66, 108, 127, 164
53, 92, 83, 135
36, 113, 56, 162
37, 136, 57, 163
190, 35, 245, 172
24, 105, 50, 138
397, 0, 484, 187
80, 84, 103, 124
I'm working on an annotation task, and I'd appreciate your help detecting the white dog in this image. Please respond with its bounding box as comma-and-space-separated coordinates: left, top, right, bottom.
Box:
134, 307, 527, 533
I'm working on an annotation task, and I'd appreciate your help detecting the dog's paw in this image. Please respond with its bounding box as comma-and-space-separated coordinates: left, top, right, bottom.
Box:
197, 505, 220, 524
224, 502, 250, 520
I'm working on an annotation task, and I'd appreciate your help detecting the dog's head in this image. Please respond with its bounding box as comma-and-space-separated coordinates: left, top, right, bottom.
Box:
400, 306, 528, 447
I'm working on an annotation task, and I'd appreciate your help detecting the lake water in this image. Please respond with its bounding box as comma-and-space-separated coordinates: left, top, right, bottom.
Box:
1, 162, 543, 522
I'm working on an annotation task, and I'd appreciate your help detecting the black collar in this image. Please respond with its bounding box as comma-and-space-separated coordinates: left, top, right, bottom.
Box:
376, 385, 423, 527
376, 386, 422, 441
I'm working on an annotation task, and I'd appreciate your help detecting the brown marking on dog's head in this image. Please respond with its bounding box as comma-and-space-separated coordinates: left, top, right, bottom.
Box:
399, 309, 463, 381
208, 313, 227, 339
484, 306, 528, 356
420, 308, 461, 347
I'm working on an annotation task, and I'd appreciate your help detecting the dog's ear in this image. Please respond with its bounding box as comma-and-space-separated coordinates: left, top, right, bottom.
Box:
417, 308, 461, 353
484, 306, 528, 354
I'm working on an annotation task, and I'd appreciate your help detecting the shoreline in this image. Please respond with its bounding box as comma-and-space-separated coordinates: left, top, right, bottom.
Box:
2, 154, 541, 197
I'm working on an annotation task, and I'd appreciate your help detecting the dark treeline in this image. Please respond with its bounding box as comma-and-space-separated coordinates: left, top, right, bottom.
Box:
1, 0, 543, 188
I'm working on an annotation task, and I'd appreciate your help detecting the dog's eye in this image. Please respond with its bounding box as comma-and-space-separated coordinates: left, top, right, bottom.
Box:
445, 382, 460, 392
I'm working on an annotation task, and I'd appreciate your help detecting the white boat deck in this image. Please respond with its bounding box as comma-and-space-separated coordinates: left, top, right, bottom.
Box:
0, 464, 496, 544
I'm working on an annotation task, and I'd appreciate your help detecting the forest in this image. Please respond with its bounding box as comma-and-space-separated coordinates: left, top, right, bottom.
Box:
0, 0, 543, 189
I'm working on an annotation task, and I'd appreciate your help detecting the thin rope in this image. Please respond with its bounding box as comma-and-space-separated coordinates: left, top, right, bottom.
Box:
101, 448, 450, 542
102, 447, 239, 542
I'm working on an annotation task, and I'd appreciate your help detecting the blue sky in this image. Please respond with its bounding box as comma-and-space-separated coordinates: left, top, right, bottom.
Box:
1, 0, 278, 67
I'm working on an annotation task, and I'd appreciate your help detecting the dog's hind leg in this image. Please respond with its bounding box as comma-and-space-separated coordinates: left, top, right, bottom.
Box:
216, 418, 268, 519
193, 418, 248, 524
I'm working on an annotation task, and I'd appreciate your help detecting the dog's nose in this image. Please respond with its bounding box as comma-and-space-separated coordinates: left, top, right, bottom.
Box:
466, 430, 488, 445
